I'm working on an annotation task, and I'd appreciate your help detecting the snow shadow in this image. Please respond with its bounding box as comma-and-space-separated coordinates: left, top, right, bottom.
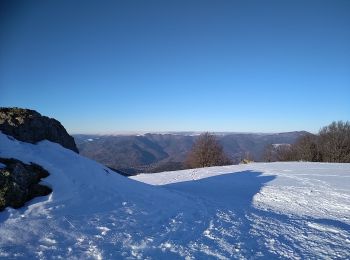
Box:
161, 171, 350, 259
163, 170, 276, 207
159, 171, 279, 258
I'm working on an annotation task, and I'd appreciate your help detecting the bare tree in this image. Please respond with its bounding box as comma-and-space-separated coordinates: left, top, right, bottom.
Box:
263, 144, 275, 162
276, 144, 295, 161
186, 132, 232, 168
274, 121, 350, 163
263, 144, 288, 162
293, 134, 320, 162
319, 121, 350, 163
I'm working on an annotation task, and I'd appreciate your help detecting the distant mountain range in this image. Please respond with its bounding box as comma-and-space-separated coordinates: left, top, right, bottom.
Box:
74, 131, 308, 174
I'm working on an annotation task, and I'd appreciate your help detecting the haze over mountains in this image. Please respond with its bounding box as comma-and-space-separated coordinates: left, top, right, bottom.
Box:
74, 131, 308, 174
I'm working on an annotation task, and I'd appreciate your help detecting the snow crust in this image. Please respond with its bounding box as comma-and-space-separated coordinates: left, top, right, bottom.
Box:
0, 132, 349, 259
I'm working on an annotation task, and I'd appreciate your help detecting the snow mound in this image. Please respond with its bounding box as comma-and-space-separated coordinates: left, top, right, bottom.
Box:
0, 132, 350, 259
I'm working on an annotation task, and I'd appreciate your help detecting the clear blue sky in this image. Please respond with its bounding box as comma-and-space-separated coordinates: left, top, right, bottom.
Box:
1, 0, 349, 134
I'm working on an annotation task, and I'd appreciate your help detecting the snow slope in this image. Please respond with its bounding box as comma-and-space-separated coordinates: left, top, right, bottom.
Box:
0, 132, 349, 259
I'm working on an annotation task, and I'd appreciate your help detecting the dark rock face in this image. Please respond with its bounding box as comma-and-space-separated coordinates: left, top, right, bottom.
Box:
0, 158, 52, 211
0, 107, 78, 153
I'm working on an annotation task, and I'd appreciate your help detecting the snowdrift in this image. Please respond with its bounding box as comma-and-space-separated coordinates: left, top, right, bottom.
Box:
0, 132, 349, 259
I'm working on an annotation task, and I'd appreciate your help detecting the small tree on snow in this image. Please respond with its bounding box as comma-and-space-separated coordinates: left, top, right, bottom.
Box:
185, 132, 231, 168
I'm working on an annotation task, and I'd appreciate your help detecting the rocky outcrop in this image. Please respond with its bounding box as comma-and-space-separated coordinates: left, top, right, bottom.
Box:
0, 158, 52, 211
0, 107, 78, 153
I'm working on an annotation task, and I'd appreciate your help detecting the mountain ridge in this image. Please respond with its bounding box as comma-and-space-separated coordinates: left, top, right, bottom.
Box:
74, 131, 309, 174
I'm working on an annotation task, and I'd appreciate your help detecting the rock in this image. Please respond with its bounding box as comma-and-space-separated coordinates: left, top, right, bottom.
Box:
0, 107, 78, 153
0, 158, 52, 211
11, 162, 37, 187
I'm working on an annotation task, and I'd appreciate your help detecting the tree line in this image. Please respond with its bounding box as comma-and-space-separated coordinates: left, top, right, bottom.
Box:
264, 121, 350, 163
185, 121, 349, 169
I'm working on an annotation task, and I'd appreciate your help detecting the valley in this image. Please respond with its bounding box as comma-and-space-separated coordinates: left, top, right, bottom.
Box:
74, 132, 308, 174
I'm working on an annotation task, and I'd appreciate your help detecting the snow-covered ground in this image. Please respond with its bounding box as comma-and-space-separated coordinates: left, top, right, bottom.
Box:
0, 132, 349, 259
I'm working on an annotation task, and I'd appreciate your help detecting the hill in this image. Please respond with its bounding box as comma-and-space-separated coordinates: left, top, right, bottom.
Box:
0, 132, 349, 259
74, 132, 308, 173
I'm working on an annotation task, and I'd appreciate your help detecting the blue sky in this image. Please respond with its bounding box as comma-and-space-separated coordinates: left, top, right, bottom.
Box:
1, 0, 349, 134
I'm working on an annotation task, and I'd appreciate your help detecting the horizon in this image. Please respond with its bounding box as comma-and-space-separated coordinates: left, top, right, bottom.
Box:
1, 1, 349, 133
71, 129, 311, 136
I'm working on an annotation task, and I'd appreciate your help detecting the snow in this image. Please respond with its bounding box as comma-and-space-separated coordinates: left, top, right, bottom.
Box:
0, 132, 350, 259
272, 143, 290, 148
